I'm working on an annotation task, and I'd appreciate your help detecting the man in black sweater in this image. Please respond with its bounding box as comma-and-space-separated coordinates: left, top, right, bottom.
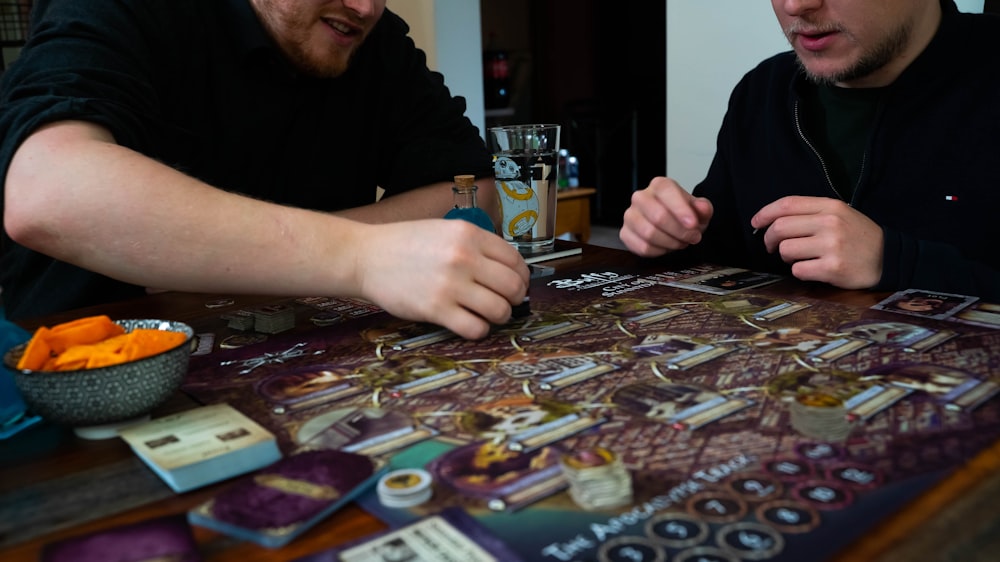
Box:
621, 0, 1000, 300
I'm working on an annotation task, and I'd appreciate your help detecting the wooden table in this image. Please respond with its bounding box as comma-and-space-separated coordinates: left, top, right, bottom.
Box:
2, 244, 998, 562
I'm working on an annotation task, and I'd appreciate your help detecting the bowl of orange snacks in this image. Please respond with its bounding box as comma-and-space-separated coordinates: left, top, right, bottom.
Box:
2, 315, 194, 438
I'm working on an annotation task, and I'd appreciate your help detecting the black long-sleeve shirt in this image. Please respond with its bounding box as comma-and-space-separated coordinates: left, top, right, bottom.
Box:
0, 0, 492, 320
685, 0, 1000, 300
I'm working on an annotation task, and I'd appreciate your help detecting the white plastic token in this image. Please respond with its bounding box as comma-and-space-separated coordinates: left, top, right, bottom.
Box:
377, 468, 433, 508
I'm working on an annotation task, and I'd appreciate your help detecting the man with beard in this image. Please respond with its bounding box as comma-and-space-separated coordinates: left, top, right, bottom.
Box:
620, 0, 1000, 300
0, 0, 528, 340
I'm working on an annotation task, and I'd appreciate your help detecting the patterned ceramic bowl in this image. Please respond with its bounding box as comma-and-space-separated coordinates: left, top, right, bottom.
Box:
3, 319, 194, 434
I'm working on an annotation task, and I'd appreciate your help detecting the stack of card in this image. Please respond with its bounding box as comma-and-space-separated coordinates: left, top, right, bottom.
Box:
560, 447, 633, 510
789, 393, 851, 442
222, 310, 255, 331
189, 449, 386, 548
252, 305, 296, 334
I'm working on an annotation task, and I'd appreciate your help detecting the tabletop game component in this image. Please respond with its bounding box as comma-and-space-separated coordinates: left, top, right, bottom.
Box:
222, 310, 255, 331
511, 296, 531, 319
296, 507, 525, 562
188, 449, 385, 548
41, 514, 200, 562
377, 468, 434, 508
560, 447, 633, 510
789, 392, 852, 442
443, 174, 494, 232
119, 403, 282, 493
252, 304, 296, 334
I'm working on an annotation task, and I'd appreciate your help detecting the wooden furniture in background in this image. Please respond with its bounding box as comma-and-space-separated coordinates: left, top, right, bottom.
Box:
555, 187, 596, 243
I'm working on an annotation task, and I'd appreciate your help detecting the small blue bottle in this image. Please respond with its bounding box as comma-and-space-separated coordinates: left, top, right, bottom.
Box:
444, 174, 495, 232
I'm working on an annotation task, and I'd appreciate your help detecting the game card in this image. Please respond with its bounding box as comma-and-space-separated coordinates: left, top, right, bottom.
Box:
495, 349, 618, 390
429, 443, 567, 512
663, 267, 783, 295
947, 301, 1000, 329
298, 507, 525, 562
295, 407, 439, 457
365, 356, 482, 398
611, 382, 752, 429
838, 320, 956, 352
842, 384, 913, 421
872, 289, 978, 320
255, 365, 365, 412
868, 363, 1000, 411
42, 515, 200, 562
630, 333, 735, 370
456, 397, 605, 452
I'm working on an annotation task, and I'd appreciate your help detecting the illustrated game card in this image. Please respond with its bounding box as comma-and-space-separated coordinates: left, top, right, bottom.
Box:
867, 363, 1000, 411
494, 349, 618, 390
630, 333, 735, 370
189, 450, 387, 548
255, 365, 365, 412
294, 407, 439, 457
296, 507, 525, 561
611, 382, 753, 429
663, 267, 783, 295
456, 397, 606, 452
872, 289, 978, 320
42, 515, 201, 562
947, 301, 1000, 329
429, 443, 567, 512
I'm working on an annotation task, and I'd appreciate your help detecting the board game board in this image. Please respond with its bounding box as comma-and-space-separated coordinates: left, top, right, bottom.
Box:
181, 263, 1000, 562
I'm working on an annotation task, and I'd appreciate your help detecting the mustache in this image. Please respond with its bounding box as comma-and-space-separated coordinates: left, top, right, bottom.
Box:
783, 20, 846, 39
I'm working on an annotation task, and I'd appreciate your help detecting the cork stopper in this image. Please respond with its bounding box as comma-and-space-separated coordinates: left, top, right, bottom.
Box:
454, 174, 476, 188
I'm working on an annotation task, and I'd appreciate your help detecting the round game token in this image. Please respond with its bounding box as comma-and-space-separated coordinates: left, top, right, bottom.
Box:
673, 546, 740, 562
726, 473, 783, 502
377, 468, 433, 508
715, 522, 785, 561
790, 480, 854, 511
754, 499, 821, 534
794, 441, 845, 463
827, 463, 883, 490
597, 536, 666, 562
763, 458, 814, 481
685, 491, 747, 524
644, 512, 709, 549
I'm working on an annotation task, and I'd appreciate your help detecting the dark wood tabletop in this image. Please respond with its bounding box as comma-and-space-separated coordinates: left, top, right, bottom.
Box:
1, 243, 994, 562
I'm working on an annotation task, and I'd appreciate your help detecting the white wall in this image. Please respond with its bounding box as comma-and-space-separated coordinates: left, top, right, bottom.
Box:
665, 0, 985, 192
386, 0, 486, 138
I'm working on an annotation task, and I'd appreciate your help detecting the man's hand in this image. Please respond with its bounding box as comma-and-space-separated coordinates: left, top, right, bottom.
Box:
752, 196, 883, 289
356, 220, 530, 340
620, 177, 714, 257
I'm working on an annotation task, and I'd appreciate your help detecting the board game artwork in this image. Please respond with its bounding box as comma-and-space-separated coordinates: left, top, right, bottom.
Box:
182, 264, 1000, 562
